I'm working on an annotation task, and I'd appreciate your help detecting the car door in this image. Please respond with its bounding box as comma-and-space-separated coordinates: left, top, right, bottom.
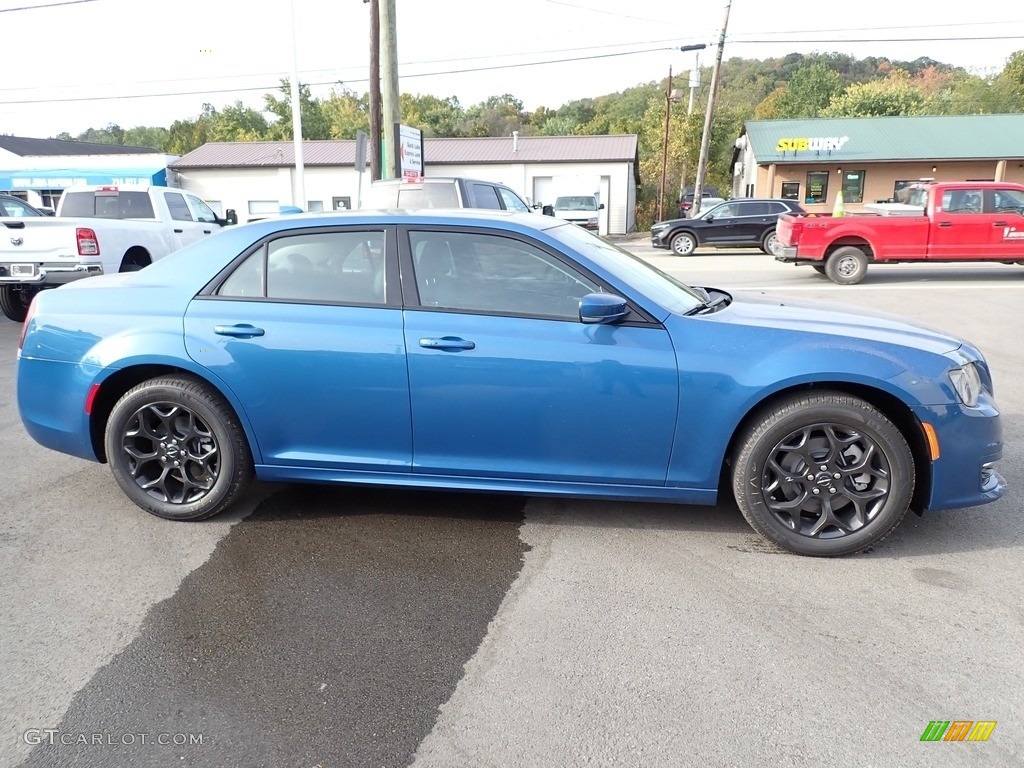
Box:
185, 193, 223, 238
162, 191, 207, 250
729, 201, 772, 244
986, 187, 1024, 259
183, 226, 413, 471
698, 202, 739, 245
401, 227, 679, 485
929, 187, 992, 259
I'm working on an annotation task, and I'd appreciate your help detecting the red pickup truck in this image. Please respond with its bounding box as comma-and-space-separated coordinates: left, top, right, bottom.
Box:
774, 181, 1024, 284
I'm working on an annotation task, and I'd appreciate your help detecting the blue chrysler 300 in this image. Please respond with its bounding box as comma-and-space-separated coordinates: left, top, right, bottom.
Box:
16, 210, 1005, 556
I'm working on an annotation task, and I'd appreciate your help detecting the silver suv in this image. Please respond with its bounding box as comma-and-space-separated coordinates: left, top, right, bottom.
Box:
363, 177, 549, 214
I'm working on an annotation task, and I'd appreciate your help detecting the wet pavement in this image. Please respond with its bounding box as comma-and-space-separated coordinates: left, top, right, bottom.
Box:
18, 487, 526, 768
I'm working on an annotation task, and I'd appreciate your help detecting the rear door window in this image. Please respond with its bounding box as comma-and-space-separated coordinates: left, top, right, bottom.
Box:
469, 183, 502, 209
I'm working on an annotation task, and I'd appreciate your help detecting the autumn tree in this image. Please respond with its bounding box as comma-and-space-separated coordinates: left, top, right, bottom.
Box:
823, 69, 926, 116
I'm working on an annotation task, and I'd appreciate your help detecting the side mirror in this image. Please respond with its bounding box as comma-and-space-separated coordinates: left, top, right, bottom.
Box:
225, 209, 238, 226
580, 293, 629, 324
704, 215, 714, 222
542, 204, 555, 217
598, 203, 605, 210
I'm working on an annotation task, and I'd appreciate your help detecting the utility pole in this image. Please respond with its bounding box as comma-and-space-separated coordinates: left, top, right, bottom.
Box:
657, 65, 678, 223
365, 0, 381, 180
289, 0, 305, 208
692, 0, 731, 218
678, 49, 701, 208
379, 0, 400, 179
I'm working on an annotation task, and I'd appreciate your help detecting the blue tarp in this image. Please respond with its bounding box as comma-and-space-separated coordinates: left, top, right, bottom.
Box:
0, 167, 167, 189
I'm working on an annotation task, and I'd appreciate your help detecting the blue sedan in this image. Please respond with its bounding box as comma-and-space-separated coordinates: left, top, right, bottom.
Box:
16, 210, 1005, 556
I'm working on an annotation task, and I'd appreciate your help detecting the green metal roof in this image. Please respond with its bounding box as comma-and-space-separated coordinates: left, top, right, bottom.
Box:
744, 115, 1024, 164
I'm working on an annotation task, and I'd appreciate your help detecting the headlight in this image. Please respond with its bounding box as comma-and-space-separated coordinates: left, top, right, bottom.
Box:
949, 362, 983, 407
651, 223, 668, 234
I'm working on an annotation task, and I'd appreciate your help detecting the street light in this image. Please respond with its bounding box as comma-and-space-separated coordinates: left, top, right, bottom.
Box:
658, 44, 706, 223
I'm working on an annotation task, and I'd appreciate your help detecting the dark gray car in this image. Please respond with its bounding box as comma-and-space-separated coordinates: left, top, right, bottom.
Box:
651, 198, 805, 256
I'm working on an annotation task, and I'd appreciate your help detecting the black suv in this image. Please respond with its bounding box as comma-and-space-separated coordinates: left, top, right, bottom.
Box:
651, 198, 805, 256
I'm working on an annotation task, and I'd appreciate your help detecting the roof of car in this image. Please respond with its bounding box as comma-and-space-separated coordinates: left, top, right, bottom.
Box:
232, 207, 566, 232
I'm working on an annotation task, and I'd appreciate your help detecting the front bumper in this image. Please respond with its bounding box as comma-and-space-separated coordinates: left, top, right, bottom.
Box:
915, 398, 1005, 511
650, 231, 669, 249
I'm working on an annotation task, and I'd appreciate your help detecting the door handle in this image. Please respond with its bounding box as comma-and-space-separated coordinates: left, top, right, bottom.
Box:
938, 222, 952, 228
419, 336, 475, 350
203, 229, 212, 234
993, 221, 1007, 226
214, 324, 265, 338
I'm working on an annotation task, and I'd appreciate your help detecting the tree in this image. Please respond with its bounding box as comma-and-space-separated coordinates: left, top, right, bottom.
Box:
209, 101, 269, 142
263, 80, 331, 140
824, 70, 926, 117
400, 93, 465, 137
462, 94, 524, 137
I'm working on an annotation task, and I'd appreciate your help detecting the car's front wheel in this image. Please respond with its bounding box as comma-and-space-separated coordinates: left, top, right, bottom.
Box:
104, 376, 254, 520
731, 391, 914, 556
670, 232, 698, 256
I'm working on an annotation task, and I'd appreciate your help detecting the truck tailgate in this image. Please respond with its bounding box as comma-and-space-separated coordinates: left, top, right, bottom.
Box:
1, 218, 83, 262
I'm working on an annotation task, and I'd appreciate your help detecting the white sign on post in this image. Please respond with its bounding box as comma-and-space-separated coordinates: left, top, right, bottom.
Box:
396, 124, 423, 180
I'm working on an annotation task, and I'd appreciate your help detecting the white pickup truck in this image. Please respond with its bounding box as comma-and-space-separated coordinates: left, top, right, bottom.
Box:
0, 185, 237, 321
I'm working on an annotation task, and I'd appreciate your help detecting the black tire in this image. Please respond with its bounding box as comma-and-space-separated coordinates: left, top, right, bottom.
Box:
811, 265, 827, 274
670, 232, 697, 256
104, 376, 254, 521
731, 391, 914, 556
760, 229, 778, 255
824, 246, 869, 285
0, 284, 33, 322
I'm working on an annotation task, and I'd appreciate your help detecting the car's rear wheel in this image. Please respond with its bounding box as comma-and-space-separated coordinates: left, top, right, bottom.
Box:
761, 230, 778, 255
671, 232, 697, 256
731, 391, 914, 556
0, 285, 34, 322
811, 265, 826, 274
104, 376, 254, 521
824, 246, 869, 285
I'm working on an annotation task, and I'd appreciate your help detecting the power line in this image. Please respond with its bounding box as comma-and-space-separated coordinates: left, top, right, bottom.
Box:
0, 0, 97, 12
2, 32, 1020, 108
0, 46, 680, 106
732, 35, 1024, 44
0, 37, 695, 96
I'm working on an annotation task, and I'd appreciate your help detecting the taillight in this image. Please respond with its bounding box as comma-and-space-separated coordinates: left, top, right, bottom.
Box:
76, 227, 99, 256
18, 293, 37, 351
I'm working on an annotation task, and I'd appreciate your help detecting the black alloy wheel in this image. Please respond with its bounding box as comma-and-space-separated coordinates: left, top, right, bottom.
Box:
732, 392, 914, 556
105, 376, 253, 520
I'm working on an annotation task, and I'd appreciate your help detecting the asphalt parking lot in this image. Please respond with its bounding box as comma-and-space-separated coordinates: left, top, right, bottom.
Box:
1, 247, 1021, 767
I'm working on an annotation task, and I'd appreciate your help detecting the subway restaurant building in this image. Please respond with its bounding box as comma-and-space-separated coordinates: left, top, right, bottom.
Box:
732, 115, 1024, 212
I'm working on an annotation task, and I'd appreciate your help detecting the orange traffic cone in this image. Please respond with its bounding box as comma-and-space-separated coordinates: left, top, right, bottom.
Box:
832, 190, 845, 217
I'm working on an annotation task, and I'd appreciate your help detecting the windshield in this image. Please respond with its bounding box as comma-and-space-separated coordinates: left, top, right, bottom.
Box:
554, 196, 599, 211
546, 222, 705, 315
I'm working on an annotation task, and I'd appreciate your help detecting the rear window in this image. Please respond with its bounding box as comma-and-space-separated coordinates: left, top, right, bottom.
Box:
395, 185, 460, 209
60, 190, 156, 219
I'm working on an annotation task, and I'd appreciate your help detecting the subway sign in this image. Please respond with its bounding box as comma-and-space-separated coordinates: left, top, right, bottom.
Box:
776, 136, 850, 152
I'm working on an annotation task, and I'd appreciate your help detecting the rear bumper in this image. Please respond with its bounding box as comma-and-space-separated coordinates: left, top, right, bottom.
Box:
774, 245, 799, 262
17, 355, 104, 462
0, 262, 103, 285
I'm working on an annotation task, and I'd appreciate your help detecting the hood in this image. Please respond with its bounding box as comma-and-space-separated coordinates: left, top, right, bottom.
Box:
710, 289, 963, 355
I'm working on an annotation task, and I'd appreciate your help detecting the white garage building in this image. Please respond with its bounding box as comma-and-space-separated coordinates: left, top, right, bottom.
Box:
169, 134, 639, 235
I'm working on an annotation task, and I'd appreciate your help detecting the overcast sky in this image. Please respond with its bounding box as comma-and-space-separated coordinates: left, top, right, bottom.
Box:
1, 0, 1022, 140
